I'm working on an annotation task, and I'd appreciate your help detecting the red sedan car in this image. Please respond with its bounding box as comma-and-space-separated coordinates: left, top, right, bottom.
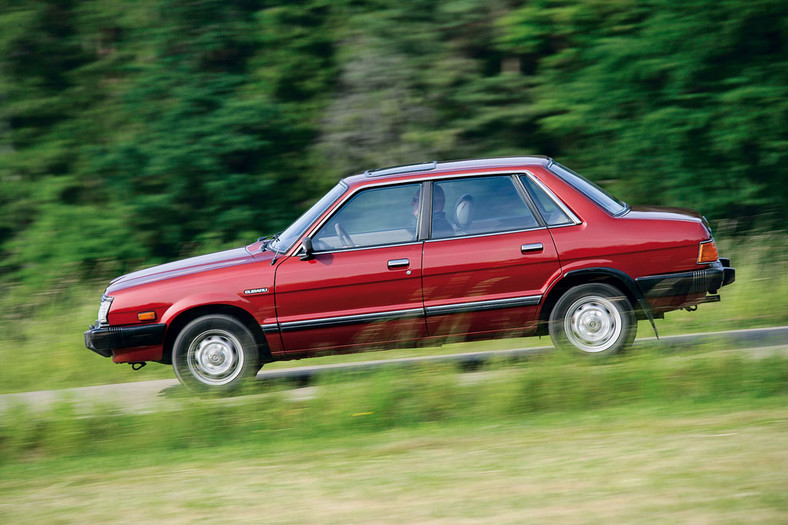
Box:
85, 157, 735, 391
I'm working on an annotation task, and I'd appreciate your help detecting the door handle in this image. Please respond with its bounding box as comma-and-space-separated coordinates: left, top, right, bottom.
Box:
387, 258, 410, 270
521, 243, 544, 254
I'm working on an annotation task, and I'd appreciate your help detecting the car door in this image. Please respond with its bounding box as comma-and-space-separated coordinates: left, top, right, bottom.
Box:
422, 174, 563, 338
274, 182, 427, 353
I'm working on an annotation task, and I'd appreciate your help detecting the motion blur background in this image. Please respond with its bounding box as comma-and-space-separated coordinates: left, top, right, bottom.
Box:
1, 0, 786, 290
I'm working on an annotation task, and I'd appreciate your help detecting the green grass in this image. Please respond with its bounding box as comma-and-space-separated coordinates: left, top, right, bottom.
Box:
0, 402, 785, 523
1, 351, 786, 463
1, 341, 786, 522
0, 235, 785, 394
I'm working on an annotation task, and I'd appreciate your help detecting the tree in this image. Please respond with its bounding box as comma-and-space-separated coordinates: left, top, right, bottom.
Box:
500, 0, 788, 224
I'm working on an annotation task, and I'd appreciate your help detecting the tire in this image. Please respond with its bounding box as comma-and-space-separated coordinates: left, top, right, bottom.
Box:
172, 314, 262, 392
548, 283, 637, 356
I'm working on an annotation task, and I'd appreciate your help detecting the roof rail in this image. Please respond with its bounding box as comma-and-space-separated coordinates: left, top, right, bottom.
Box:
364, 161, 437, 178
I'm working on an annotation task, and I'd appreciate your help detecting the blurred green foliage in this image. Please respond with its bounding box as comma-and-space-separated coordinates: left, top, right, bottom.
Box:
1, 0, 786, 287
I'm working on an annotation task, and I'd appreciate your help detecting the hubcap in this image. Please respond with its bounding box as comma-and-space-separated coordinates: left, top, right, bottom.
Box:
564, 295, 622, 353
187, 329, 245, 385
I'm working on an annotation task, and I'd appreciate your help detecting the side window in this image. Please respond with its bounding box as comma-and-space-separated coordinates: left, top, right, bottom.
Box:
520, 175, 573, 226
432, 176, 538, 239
312, 183, 421, 250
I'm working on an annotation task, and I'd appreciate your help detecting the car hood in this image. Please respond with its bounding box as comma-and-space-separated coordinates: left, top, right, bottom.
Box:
107, 245, 267, 293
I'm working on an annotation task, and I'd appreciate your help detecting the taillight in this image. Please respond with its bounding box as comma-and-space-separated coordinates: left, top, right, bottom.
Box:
697, 240, 719, 264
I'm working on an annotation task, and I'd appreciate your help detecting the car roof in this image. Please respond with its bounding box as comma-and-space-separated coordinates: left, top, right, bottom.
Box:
341, 156, 553, 186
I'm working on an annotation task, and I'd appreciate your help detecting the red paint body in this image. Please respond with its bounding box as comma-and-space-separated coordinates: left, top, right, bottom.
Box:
86, 157, 733, 366
422, 228, 561, 337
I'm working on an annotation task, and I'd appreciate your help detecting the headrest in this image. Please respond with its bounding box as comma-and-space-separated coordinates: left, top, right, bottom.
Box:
455, 194, 474, 229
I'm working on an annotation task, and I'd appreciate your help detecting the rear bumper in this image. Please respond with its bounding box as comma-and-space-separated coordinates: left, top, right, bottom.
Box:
636, 258, 735, 299
84, 323, 166, 358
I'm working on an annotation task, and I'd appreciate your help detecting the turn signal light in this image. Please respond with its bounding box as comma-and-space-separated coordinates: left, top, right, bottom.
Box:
697, 240, 719, 264
137, 311, 157, 321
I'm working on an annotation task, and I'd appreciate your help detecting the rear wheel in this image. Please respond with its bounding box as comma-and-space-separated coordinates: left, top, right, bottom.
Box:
172, 314, 261, 392
549, 283, 636, 356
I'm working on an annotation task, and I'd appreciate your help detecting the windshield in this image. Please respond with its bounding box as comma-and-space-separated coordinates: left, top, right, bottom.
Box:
268, 182, 348, 253
548, 162, 628, 216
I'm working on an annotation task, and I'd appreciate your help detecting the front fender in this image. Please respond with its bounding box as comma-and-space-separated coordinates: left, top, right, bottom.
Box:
160, 293, 266, 327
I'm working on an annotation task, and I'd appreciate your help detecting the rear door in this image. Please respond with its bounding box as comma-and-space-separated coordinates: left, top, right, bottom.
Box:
422, 175, 562, 337
274, 182, 427, 353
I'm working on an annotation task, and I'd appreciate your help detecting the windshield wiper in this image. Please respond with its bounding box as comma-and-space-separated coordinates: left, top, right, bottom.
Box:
260, 232, 284, 265
257, 232, 281, 250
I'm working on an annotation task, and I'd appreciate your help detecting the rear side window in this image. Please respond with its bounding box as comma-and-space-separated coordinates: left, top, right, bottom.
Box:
549, 162, 628, 216
520, 175, 573, 226
432, 176, 539, 239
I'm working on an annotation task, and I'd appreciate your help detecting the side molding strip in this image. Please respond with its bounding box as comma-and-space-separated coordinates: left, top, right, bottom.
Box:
277, 308, 425, 332
425, 295, 542, 317
265, 295, 543, 333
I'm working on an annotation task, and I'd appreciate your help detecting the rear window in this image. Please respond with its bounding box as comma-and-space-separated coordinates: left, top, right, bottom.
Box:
549, 163, 628, 216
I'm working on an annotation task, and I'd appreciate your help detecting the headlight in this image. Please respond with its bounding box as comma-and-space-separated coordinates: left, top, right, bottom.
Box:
97, 295, 114, 325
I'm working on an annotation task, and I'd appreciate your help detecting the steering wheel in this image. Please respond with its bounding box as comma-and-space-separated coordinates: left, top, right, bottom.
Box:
335, 223, 355, 248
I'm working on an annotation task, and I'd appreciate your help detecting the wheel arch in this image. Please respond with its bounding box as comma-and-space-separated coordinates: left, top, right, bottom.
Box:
538, 267, 657, 337
160, 305, 272, 365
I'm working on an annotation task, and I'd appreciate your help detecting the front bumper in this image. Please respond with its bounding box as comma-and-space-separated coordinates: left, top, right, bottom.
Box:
84, 323, 167, 358
636, 258, 735, 298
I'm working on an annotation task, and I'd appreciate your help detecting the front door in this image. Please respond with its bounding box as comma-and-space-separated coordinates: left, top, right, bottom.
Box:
274, 182, 427, 353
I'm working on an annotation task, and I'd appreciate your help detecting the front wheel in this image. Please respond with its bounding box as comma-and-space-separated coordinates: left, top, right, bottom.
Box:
172, 314, 262, 392
548, 283, 637, 356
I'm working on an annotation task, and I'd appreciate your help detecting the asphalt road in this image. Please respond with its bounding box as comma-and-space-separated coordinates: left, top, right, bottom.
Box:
2, 326, 786, 414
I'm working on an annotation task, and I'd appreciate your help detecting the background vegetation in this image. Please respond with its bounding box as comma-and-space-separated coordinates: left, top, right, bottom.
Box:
1, 0, 786, 292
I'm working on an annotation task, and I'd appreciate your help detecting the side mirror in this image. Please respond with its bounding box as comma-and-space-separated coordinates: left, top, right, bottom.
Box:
299, 237, 314, 261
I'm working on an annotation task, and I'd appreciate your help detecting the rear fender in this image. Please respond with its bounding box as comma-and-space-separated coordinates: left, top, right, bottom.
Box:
542, 267, 658, 338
